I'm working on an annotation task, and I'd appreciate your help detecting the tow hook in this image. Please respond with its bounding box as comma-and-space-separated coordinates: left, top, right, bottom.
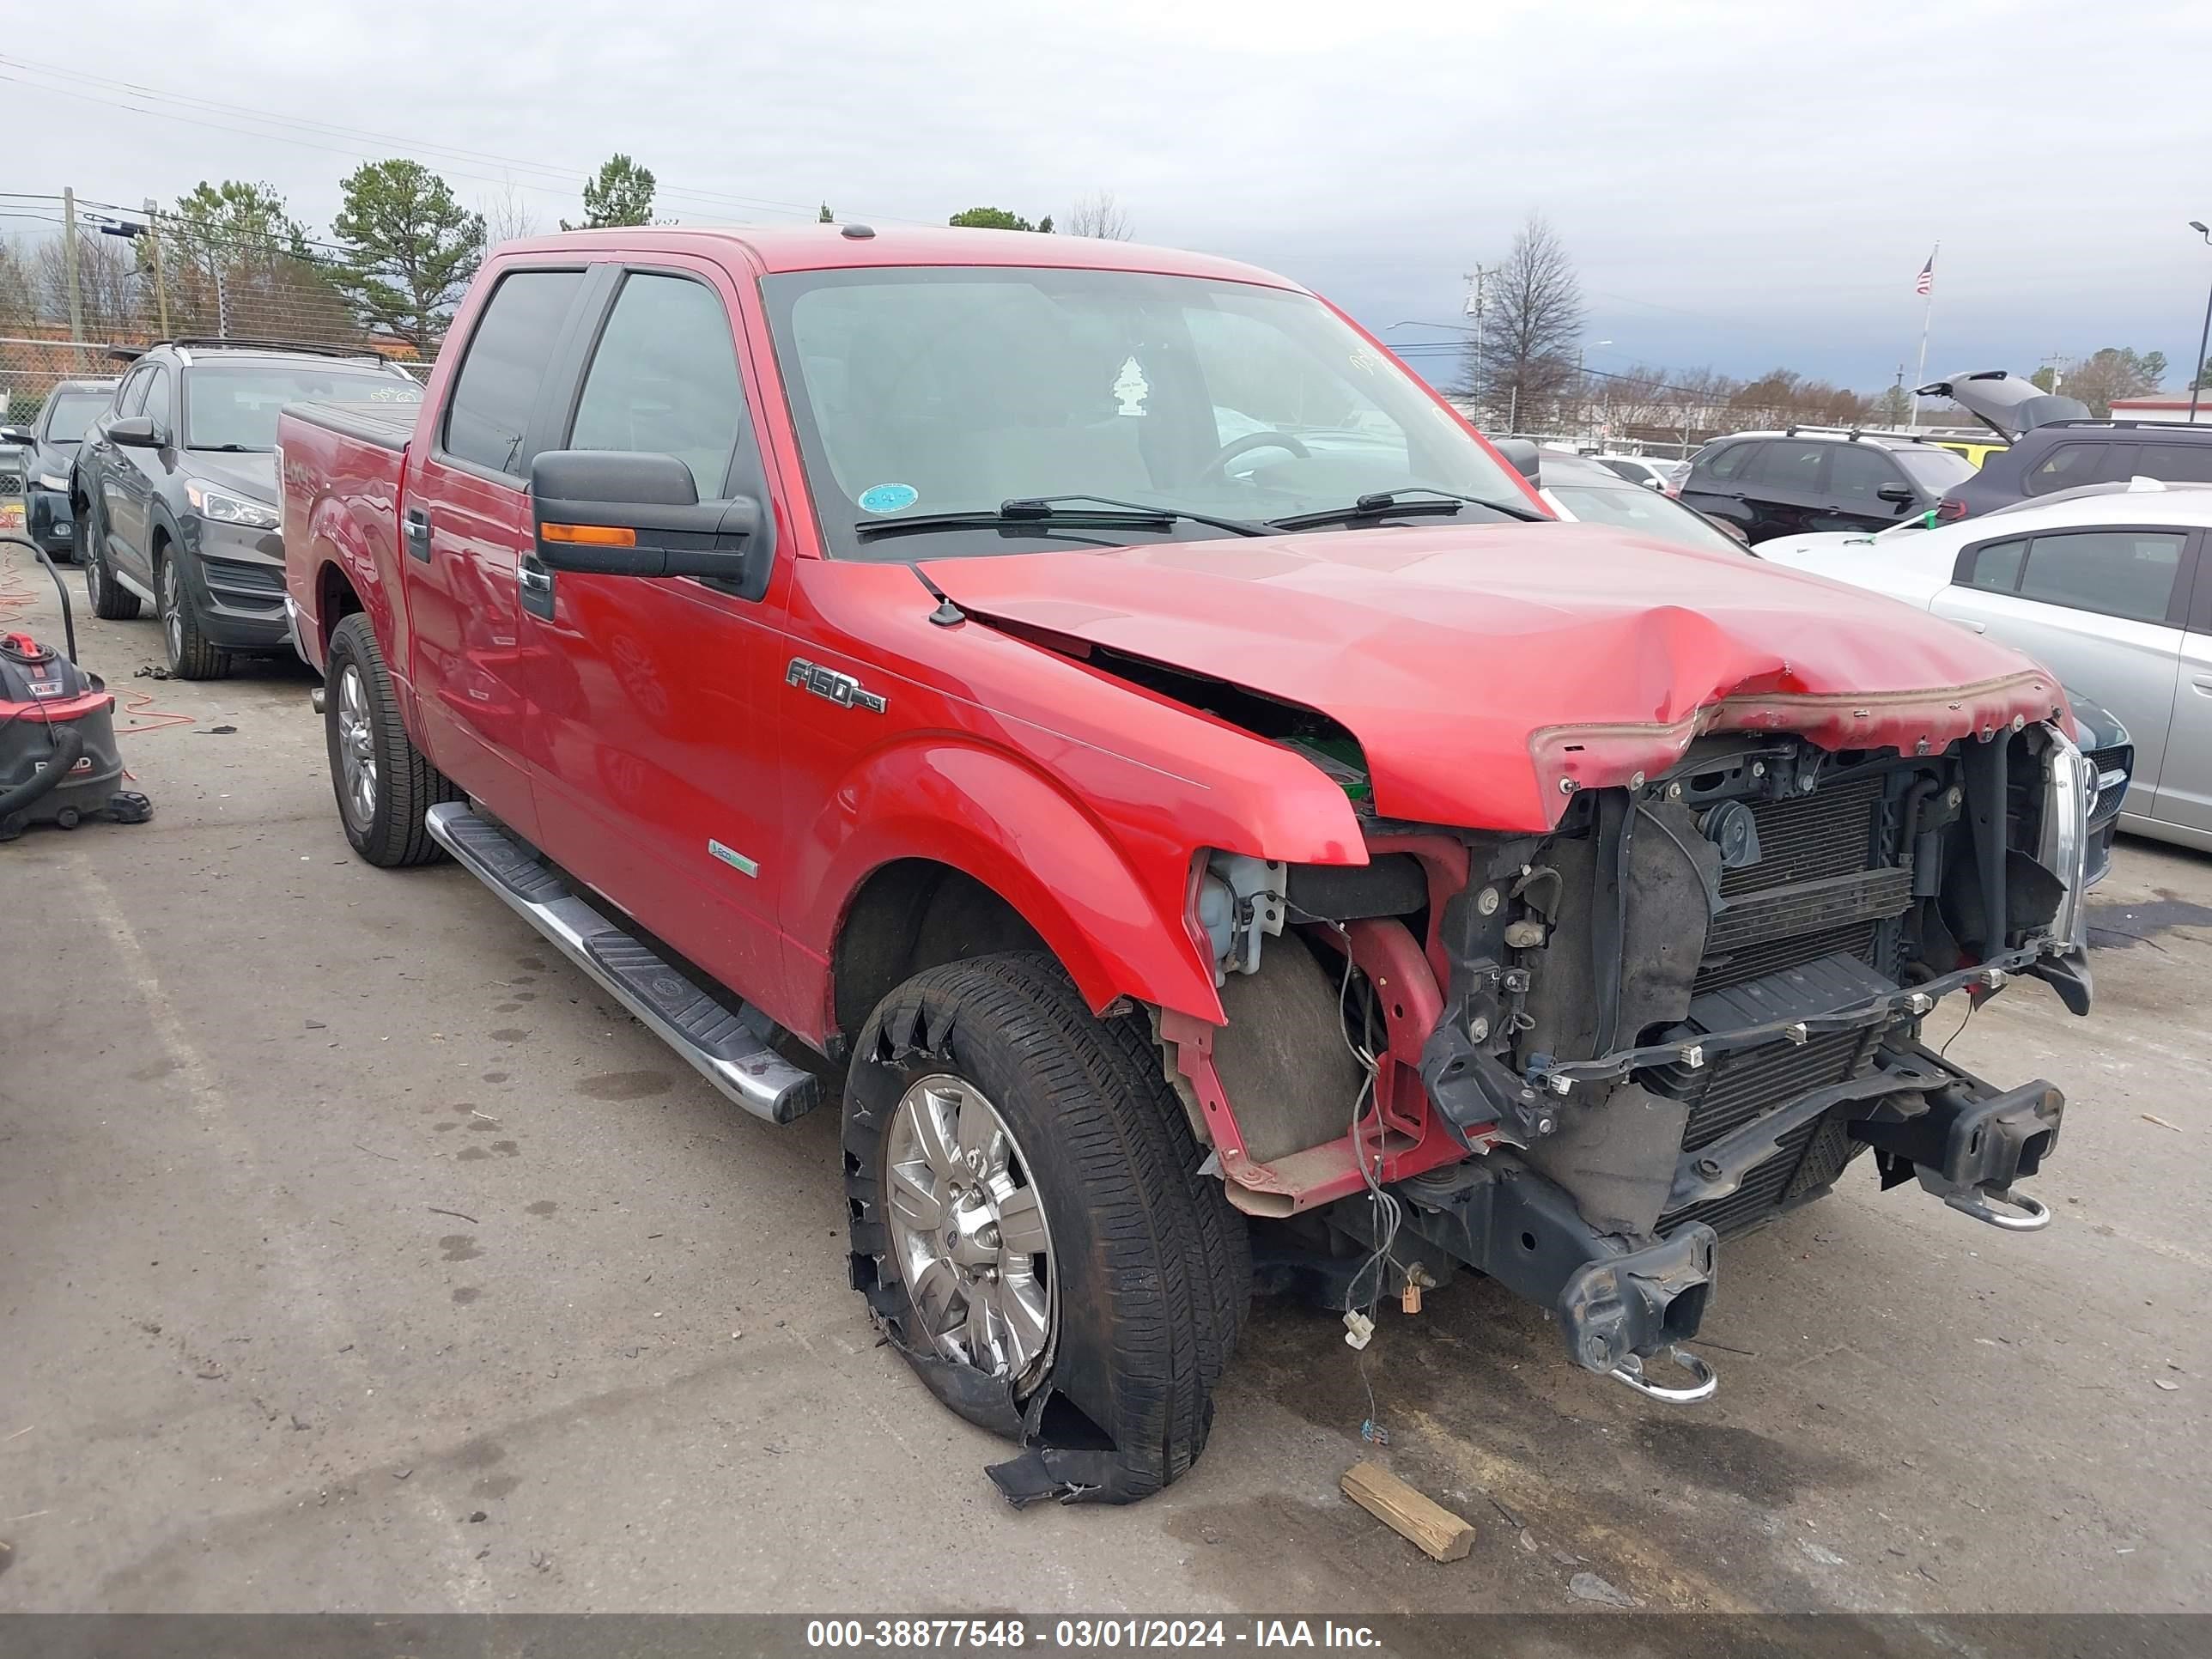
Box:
1607, 1345, 1717, 1403
1944, 1185, 2053, 1232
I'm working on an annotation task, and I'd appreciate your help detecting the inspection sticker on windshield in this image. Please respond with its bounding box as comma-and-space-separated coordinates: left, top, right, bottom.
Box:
858, 482, 919, 514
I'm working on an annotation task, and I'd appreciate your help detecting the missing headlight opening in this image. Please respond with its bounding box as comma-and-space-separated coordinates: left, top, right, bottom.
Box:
1170, 719, 2088, 1403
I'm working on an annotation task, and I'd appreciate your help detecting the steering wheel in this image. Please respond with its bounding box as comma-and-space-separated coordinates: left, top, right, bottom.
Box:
1208, 430, 1312, 475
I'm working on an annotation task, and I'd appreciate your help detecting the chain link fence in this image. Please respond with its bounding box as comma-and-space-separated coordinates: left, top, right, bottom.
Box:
2, 210, 439, 433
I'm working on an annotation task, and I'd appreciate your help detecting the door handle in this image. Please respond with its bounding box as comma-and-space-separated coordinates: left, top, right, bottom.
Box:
1958, 619, 1986, 633
404, 506, 433, 562
2191, 674, 2212, 696
517, 552, 555, 620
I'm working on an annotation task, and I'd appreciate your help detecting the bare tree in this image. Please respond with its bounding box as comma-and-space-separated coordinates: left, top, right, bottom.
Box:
480, 183, 542, 248
37, 232, 139, 336
0, 238, 38, 330
1467, 214, 1583, 428
1065, 191, 1133, 240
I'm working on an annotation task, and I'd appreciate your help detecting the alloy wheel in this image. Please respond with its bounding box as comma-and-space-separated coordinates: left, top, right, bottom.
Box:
883, 1073, 1057, 1390
161, 559, 184, 666
335, 663, 377, 828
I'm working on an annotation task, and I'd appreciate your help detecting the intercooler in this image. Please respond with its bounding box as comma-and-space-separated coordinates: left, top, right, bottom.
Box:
1645, 770, 1915, 1237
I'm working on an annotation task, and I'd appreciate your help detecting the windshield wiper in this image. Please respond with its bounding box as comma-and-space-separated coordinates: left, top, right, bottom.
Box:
1267, 487, 1547, 532
190, 443, 259, 453
854, 494, 1279, 542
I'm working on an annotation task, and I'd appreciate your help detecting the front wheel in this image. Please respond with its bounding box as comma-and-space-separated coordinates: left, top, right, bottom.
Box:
324, 613, 459, 866
159, 550, 230, 680
844, 952, 1249, 1504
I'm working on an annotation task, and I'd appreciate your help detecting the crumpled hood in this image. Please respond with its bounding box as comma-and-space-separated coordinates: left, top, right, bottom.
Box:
921, 522, 2066, 833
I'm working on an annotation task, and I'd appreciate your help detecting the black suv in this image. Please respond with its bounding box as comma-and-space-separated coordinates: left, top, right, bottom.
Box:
73, 338, 422, 678
1918, 368, 2212, 521
1678, 427, 1977, 544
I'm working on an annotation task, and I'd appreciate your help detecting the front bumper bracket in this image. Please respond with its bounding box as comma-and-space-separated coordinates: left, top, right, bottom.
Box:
1384, 1157, 1719, 1387
1851, 1072, 2063, 1230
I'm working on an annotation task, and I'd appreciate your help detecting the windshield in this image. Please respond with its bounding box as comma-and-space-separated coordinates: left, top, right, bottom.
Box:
184, 362, 422, 451
762, 265, 1528, 558
1895, 447, 1975, 490
1546, 481, 1744, 556
43, 391, 113, 444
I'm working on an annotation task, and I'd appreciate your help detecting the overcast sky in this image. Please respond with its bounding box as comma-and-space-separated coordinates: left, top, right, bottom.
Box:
9, 0, 2210, 393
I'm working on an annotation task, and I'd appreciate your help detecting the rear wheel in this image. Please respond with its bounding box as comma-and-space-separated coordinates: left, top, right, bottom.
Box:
325, 612, 459, 866
81, 498, 139, 621
844, 952, 1249, 1504
158, 549, 230, 680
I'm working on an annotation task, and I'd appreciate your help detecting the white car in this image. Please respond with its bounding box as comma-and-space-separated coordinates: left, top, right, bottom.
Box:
1590, 453, 1689, 495
1756, 477, 2212, 851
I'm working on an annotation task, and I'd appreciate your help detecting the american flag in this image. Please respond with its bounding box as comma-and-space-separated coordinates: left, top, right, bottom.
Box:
1915, 252, 1936, 296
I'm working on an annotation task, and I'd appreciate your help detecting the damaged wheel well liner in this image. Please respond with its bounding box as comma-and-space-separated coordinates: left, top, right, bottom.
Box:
841, 951, 1250, 1504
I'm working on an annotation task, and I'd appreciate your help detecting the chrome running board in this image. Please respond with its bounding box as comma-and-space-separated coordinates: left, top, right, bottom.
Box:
424, 802, 818, 1124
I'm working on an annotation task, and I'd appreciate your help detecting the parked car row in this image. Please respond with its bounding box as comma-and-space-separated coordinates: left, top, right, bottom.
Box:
21, 339, 422, 678
1758, 477, 2210, 852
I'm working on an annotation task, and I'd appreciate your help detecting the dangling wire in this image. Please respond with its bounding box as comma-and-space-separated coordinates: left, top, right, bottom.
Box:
1333, 925, 1401, 1319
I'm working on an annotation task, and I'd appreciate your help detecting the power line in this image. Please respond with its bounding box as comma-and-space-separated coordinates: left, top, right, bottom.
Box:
0, 53, 938, 228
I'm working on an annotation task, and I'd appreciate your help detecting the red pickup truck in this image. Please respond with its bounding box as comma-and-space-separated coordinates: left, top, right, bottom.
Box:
280, 226, 2094, 1504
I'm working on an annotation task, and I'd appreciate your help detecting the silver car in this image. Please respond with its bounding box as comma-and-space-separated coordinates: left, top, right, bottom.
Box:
1757, 478, 2212, 851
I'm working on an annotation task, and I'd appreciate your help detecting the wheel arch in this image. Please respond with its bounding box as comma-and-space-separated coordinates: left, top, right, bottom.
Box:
807, 741, 1224, 1052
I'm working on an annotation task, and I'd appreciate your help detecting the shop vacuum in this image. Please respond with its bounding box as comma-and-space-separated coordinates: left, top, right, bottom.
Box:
0, 532, 151, 841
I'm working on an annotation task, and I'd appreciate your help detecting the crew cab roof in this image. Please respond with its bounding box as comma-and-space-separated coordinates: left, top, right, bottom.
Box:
489, 224, 1308, 290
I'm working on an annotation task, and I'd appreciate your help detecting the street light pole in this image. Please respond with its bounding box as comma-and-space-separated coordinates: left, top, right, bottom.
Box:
2190, 222, 2212, 424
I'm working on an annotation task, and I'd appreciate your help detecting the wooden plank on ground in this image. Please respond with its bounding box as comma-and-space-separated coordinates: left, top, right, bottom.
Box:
1340, 1461, 1475, 1563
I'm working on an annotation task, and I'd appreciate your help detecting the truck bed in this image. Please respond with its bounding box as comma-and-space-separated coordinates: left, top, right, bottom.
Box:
283, 398, 416, 453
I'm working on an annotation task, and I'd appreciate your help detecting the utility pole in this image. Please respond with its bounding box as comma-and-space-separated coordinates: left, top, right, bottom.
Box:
1462, 265, 1489, 416
143, 198, 171, 339
62, 185, 84, 343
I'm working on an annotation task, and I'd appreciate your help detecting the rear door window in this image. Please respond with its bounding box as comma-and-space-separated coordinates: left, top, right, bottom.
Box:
2024, 441, 2109, 495
1826, 443, 1904, 506
2017, 530, 2185, 623
568, 271, 748, 497
1962, 537, 2028, 593
441, 269, 588, 477
1746, 440, 1828, 495
2132, 443, 2212, 484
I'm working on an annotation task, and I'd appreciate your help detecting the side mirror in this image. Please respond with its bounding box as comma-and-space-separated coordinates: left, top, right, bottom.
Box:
109, 416, 162, 448
530, 450, 769, 593
1639, 475, 1663, 491
0, 425, 35, 448
1492, 438, 1542, 482
1876, 482, 1917, 505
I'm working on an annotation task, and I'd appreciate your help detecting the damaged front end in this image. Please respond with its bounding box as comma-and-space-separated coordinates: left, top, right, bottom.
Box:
1162, 716, 2094, 1401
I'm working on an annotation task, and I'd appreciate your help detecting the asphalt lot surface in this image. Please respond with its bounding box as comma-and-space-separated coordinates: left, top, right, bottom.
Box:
3, 541, 2207, 1616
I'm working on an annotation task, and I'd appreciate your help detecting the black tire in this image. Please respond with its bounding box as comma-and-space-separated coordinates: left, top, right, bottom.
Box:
81, 499, 140, 621
844, 951, 1250, 1504
157, 547, 231, 681
324, 612, 460, 867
